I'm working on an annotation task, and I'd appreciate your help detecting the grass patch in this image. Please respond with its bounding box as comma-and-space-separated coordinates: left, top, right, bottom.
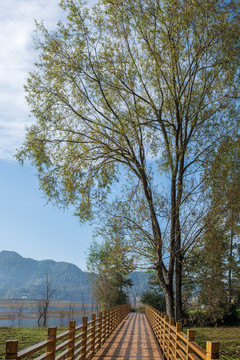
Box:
0, 327, 67, 360
184, 327, 240, 360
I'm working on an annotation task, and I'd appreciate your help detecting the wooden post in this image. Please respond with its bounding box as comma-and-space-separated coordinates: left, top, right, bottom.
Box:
97, 312, 102, 350
5, 340, 18, 360
155, 311, 158, 345
112, 307, 115, 330
186, 329, 195, 360
81, 317, 88, 360
160, 313, 164, 349
159, 312, 163, 344
168, 318, 175, 360
102, 311, 106, 344
163, 315, 169, 358
120, 305, 123, 322
109, 309, 112, 334
91, 313, 96, 355
108, 309, 112, 334
105, 311, 109, 339
113, 307, 116, 329
109, 309, 111, 336
116, 306, 119, 326
153, 311, 156, 339
47, 327, 57, 360
68, 320, 76, 360
175, 322, 182, 360
206, 342, 220, 360
116, 306, 120, 326
156, 312, 160, 343
112, 307, 115, 331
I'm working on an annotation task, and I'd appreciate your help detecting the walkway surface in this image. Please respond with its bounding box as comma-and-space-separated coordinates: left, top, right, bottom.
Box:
93, 312, 164, 360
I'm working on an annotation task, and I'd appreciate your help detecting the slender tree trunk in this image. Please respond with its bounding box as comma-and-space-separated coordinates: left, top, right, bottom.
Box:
139, 165, 175, 316
174, 149, 185, 321
157, 265, 174, 318
164, 288, 174, 319
175, 249, 183, 321
175, 207, 183, 321
228, 220, 234, 305
43, 305, 48, 327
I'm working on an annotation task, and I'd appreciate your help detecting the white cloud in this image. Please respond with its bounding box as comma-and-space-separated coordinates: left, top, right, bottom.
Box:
0, 0, 65, 161
0, 0, 97, 161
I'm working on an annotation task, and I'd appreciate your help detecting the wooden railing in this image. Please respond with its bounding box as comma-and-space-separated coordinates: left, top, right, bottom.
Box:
145, 305, 220, 360
5, 304, 130, 360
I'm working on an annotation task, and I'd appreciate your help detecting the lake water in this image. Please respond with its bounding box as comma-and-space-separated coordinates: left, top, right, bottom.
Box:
0, 299, 98, 327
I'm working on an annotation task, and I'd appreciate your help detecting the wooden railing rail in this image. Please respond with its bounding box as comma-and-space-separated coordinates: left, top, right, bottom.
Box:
145, 305, 220, 360
5, 304, 130, 360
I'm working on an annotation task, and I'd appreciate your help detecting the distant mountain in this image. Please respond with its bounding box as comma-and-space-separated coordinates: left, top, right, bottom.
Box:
0, 251, 90, 301
128, 271, 151, 293
0, 251, 151, 302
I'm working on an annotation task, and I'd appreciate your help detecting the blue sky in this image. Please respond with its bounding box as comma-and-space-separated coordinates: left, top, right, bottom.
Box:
0, 0, 96, 270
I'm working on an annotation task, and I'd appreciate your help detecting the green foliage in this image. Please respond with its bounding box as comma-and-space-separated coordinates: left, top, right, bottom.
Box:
205, 135, 240, 302
141, 290, 165, 312
184, 217, 239, 325
87, 239, 133, 310
184, 222, 230, 325
198, 224, 227, 308
183, 135, 240, 323
141, 274, 165, 312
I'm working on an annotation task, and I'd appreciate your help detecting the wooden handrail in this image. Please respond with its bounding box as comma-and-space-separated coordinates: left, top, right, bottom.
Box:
145, 305, 220, 360
5, 304, 130, 360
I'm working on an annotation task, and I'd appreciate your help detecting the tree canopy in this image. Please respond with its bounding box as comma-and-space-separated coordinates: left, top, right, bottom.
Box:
87, 238, 133, 310
17, 0, 240, 319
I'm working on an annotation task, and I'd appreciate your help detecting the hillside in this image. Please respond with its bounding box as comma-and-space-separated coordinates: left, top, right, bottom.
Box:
0, 251, 150, 302
0, 251, 90, 301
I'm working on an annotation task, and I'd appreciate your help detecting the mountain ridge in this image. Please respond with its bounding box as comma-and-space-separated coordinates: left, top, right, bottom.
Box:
0, 251, 150, 301
0, 250, 89, 301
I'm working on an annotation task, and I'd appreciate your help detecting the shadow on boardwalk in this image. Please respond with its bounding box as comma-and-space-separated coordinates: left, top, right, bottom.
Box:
93, 313, 164, 360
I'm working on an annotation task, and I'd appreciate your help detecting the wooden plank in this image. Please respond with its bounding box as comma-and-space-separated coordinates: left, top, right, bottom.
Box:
92, 313, 164, 360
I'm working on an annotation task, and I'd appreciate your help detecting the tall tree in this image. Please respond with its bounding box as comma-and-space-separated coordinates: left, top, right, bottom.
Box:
87, 239, 133, 310
37, 273, 54, 327
17, 0, 240, 319
205, 135, 240, 305
198, 221, 227, 320
183, 136, 240, 321
184, 217, 234, 325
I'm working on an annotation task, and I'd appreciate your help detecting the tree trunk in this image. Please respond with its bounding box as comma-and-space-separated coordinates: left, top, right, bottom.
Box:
163, 285, 174, 319
174, 150, 184, 321
228, 221, 234, 305
175, 202, 183, 321
43, 306, 48, 327
157, 265, 174, 318
175, 250, 183, 321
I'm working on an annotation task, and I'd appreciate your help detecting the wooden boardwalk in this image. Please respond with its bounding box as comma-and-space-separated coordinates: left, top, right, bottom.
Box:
93, 312, 164, 360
